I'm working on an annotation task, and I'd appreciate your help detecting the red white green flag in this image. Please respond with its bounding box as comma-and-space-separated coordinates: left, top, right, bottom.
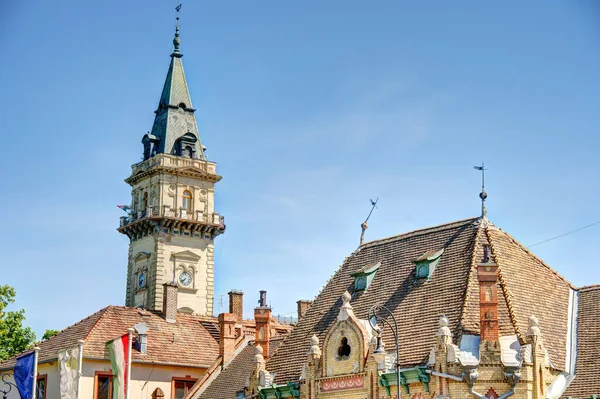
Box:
106, 333, 131, 399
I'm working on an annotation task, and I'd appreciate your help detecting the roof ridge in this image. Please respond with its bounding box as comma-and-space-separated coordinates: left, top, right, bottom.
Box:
458, 222, 483, 337
578, 284, 600, 292
84, 305, 115, 342
486, 227, 523, 341
359, 217, 479, 251
491, 227, 574, 289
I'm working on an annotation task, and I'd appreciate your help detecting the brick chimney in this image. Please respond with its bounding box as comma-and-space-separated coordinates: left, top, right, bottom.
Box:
254, 291, 272, 359
218, 313, 237, 365
297, 300, 312, 321
162, 282, 178, 323
477, 244, 499, 341
228, 290, 244, 322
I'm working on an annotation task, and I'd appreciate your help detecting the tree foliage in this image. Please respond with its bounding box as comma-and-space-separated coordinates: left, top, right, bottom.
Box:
0, 285, 36, 361
42, 329, 60, 341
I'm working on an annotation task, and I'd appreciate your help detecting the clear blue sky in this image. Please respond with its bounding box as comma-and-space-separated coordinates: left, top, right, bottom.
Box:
1, 1, 599, 337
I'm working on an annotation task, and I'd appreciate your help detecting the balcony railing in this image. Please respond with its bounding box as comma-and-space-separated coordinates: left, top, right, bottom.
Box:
119, 206, 224, 228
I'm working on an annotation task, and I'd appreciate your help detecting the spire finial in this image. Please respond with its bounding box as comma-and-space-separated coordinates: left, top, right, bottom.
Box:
473, 162, 487, 218
173, 2, 182, 54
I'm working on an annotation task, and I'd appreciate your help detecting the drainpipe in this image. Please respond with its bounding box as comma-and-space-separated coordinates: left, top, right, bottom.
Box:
462, 367, 521, 399
425, 369, 463, 382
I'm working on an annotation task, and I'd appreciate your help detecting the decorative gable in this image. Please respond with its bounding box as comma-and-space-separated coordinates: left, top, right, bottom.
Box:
321, 292, 371, 378
350, 261, 380, 291
412, 248, 444, 280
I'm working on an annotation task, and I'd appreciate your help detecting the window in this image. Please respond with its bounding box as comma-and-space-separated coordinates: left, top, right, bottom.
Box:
94, 372, 113, 399
416, 263, 429, 279
143, 192, 148, 209
182, 190, 192, 212
172, 377, 197, 399
337, 337, 351, 359
36, 374, 47, 399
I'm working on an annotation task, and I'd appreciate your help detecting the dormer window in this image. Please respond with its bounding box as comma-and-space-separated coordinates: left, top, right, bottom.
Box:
174, 132, 198, 159
412, 248, 444, 280
350, 261, 380, 292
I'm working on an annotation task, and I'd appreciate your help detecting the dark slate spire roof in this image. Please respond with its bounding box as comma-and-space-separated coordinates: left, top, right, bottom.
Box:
145, 23, 205, 160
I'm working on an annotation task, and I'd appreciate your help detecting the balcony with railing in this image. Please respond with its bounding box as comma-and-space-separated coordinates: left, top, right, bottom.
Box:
119, 205, 225, 235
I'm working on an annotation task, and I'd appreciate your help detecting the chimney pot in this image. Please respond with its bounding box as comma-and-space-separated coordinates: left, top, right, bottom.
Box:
258, 290, 267, 307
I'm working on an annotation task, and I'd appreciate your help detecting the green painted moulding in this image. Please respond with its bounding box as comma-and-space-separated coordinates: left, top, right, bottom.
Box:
379, 367, 430, 395
258, 382, 300, 399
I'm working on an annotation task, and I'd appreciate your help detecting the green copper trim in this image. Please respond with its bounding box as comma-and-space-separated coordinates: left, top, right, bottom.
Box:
258, 382, 300, 399
378, 367, 430, 395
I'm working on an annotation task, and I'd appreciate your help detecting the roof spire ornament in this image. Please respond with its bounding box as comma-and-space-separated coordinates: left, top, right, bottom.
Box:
173, 2, 182, 55
360, 197, 379, 246
473, 163, 488, 220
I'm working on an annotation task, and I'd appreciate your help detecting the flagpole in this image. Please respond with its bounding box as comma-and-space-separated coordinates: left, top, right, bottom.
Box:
32, 347, 40, 399
126, 328, 134, 399
76, 339, 84, 399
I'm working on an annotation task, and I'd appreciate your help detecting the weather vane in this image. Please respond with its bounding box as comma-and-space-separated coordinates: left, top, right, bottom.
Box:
173, 1, 182, 53
360, 197, 379, 246
473, 162, 487, 218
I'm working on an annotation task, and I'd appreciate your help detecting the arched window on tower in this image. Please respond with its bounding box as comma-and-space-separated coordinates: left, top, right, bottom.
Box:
182, 190, 192, 212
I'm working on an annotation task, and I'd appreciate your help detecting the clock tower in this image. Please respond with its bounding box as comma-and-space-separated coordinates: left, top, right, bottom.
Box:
118, 20, 225, 316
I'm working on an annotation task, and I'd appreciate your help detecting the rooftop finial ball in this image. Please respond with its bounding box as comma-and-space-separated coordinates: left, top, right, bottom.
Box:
361, 222, 368, 230
479, 191, 488, 200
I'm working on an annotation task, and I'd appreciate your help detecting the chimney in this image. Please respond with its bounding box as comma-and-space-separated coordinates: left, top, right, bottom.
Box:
254, 291, 272, 359
477, 245, 499, 341
218, 313, 237, 365
296, 300, 312, 321
228, 290, 244, 323
162, 282, 178, 323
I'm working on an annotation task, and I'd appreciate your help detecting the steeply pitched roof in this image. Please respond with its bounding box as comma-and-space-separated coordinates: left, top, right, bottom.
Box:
266, 217, 575, 384
564, 285, 600, 397
0, 306, 291, 371
196, 338, 285, 399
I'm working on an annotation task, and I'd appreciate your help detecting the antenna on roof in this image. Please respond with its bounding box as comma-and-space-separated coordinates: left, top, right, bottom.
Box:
360, 197, 379, 246
473, 163, 487, 219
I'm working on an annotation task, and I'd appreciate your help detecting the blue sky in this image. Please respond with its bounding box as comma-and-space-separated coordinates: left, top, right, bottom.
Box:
1, 1, 599, 337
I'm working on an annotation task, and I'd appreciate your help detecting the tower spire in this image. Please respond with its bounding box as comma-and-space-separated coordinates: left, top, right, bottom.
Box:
473, 163, 487, 219
173, 2, 182, 54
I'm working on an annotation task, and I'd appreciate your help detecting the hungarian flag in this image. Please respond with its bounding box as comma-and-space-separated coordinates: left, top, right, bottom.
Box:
106, 333, 131, 399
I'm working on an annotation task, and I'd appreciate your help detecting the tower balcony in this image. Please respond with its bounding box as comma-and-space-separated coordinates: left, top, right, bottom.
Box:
126, 153, 222, 185
118, 205, 225, 239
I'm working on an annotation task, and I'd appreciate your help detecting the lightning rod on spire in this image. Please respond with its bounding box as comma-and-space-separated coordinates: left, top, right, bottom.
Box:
473, 162, 487, 219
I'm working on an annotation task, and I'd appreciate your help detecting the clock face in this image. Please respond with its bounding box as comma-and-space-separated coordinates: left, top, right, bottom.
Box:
179, 271, 192, 287
138, 272, 146, 288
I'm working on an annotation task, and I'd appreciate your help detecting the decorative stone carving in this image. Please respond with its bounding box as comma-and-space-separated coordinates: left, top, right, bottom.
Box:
526, 315, 542, 338
308, 334, 321, 359
254, 343, 265, 364
337, 291, 354, 321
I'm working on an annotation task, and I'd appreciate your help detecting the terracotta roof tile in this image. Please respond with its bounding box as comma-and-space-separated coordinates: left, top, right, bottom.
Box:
564, 285, 600, 397
0, 306, 291, 371
196, 338, 284, 399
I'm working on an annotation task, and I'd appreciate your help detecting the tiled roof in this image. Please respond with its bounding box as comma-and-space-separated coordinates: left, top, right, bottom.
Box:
266, 218, 576, 383
564, 285, 600, 397
196, 338, 284, 399
0, 306, 292, 371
